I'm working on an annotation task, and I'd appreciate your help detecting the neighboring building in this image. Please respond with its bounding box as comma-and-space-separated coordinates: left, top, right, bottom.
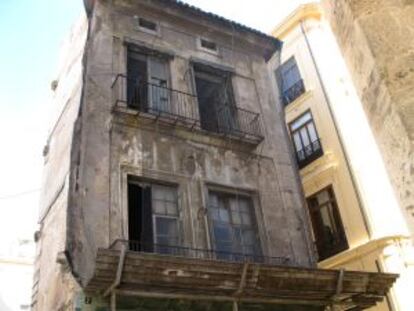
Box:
34, 1, 396, 310
270, 3, 414, 311
0, 239, 34, 311
321, 0, 414, 236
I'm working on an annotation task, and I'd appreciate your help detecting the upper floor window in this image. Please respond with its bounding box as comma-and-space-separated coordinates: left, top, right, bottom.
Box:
278, 57, 305, 106
307, 186, 348, 261
289, 111, 323, 168
208, 191, 262, 261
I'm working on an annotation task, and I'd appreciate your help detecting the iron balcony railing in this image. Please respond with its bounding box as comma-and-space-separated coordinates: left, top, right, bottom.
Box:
112, 74, 263, 142
296, 138, 323, 168
282, 79, 305, 106
110, 239, 292, 266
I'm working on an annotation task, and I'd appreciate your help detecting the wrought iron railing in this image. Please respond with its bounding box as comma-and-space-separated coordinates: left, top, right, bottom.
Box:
296, 138, 323, 168
109, 239, 292, 266
112, 74, 263, 142
282, 79, 305, 106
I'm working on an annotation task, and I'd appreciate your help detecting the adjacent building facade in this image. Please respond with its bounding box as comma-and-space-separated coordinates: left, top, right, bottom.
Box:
33, 1, 397, 310
270, 3, 413, 311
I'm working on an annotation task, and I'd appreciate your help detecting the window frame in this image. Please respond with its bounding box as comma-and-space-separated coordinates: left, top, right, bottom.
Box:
288, 110, 323, 168
306, 186, 348, 261
197, 37, 220, 55
207, 189, 262, 261
134, 16, 161, 36
126, 177, 182, 254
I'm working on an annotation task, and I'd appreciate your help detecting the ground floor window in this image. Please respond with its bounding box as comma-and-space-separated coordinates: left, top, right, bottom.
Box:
128, 179, 180, 254
306, 186, 348, 261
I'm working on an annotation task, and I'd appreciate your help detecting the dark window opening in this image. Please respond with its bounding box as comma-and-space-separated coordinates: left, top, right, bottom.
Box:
208, 191, 261, 261
127, 48, 170, 113
307, 186, 348, 261
277, 57, 305, 106
138, 18, 157, 32
127, 180, 180, 254
193, 65, 238, 134
200, 39, 217, 52
289, 111, 323, 168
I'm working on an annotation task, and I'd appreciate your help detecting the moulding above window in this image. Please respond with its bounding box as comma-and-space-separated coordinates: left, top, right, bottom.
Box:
204, 180, 257, 196
300, 151, 337, 185
123, 37, 175, 60
133, 15, 161, 37
190, 57, 234, 75
284, 89, 313, 115
271, 3, 323, 40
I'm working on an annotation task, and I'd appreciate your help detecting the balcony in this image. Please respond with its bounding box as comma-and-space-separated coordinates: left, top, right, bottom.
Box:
296, 139, 323, 169
282, 79, 305, 106
111, 74, 264, 144
85, 239, 397, 311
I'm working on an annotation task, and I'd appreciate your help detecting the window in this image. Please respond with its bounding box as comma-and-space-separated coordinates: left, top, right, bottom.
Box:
135, 16, 159, 34
193, 63, 238, 134
200, 38, 218, 52
289, 111, 323, 168
307, 186, 348, 261
208, 191, 261, 261
128, 180, 180, 255
127, 47, 170, 113
278, 57, 305, 106
138, 18, 157, 32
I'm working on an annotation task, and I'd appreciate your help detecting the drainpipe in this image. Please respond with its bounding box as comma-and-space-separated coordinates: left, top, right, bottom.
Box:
299, 20, 373, 238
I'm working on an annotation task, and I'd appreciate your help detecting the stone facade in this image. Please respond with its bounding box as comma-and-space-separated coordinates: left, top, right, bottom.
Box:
34, 1, 316, 310
322, 0, 414, 235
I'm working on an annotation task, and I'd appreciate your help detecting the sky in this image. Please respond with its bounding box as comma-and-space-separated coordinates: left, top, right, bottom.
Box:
0, 0, 311, 257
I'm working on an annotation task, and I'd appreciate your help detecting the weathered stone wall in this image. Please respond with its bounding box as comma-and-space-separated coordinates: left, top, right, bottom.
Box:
68, 0, 316, 285
34, 13, 88, 311
322, 0, 414, 235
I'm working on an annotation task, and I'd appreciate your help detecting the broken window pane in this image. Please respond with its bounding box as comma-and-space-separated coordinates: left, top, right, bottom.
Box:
208, 191, 261, 261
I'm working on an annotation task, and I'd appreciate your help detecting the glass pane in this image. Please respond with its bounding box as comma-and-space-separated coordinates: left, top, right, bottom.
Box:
319, 205, 339, 244
238, 199, 250, 214
155, 217, 178, 237
291, 112, 312, 131
232, 211, 242, 225
210, 206, 220, 221
300, 127, 310, 146
293, 132, 303, 152
209, 193, 219, 207
152, 185, 165, 200
242, 229, 256, 245
218, 206, 230, 222
214, 224, 232, 242
165, 202, 178, 216
307, 122, 318, 142
241, 212, 252, 226
316, 190, 330, 205
152, 199, 166, 214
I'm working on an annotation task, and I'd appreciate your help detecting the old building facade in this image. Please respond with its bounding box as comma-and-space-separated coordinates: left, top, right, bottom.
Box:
33, 1, 397, 310
270, 3, 414, 311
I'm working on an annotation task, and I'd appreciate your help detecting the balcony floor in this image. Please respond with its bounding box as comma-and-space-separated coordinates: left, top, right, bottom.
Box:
85, 249, 397, 311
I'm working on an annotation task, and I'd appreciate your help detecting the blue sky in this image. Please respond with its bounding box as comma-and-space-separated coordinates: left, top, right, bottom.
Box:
0, 0, 308, 255
0, 0, 83, 254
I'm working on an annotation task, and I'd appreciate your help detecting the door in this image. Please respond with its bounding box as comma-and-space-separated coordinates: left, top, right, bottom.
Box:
127, 50, 148, 109
148, 57, 170, 114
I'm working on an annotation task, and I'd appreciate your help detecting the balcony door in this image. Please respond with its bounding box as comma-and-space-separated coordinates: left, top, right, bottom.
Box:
193, 64, 238, 133
127, 47, 170, 113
